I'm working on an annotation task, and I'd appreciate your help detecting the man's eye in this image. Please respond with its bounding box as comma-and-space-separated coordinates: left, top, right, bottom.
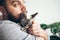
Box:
13, 3, 19, 7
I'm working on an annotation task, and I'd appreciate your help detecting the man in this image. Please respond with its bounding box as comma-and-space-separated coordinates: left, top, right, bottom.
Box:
0, 0, 48, 40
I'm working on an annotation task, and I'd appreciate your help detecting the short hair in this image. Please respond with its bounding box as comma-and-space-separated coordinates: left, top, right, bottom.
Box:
0, 0, 6, 7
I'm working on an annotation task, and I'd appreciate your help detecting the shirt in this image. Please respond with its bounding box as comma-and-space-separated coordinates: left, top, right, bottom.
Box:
0, 20, 44, 40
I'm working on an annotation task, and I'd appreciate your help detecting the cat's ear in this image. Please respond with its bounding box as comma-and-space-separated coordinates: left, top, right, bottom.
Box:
0, 6, 8, 20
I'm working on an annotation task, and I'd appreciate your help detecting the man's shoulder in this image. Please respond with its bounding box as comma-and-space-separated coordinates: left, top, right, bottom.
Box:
0, 20, 20, 28
0, 20, 16, 24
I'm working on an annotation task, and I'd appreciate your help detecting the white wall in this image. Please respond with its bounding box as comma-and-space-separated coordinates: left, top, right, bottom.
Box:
25, 0, 60, 24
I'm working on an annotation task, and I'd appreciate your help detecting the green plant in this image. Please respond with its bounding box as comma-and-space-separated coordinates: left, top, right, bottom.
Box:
40, 22, 60, 34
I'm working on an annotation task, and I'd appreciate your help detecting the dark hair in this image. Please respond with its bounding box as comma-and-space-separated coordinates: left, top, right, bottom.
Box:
0, 0, 6, 7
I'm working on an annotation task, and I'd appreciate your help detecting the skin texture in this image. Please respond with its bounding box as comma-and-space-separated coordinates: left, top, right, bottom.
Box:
0, 0, 48, 40
6, 0, 26, 19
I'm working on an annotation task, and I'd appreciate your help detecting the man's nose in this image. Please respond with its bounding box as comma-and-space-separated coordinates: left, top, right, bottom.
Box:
21, 5, 28, 14
21, 5, 27, 12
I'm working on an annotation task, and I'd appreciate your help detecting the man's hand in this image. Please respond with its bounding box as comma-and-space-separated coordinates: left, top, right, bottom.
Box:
28, 21, 48, 40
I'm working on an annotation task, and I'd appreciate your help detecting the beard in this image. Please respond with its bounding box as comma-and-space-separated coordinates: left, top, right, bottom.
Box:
6, 9, 29, 27
7, 13, 20, 23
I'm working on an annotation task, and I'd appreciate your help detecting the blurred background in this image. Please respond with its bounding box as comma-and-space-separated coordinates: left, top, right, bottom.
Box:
25, 0, 60, 24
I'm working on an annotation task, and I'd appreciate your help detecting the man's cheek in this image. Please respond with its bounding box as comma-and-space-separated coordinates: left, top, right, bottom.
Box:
8, 6, 22, 15
13, 13, 20, 19
14, 6, 22, 13
11, 11, 21, 18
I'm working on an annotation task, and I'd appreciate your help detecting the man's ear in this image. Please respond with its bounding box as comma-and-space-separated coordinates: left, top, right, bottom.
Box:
0, 6, 8, 20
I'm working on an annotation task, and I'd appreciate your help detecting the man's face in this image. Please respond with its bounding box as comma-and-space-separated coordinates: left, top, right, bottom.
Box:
5, 0, 27, 23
